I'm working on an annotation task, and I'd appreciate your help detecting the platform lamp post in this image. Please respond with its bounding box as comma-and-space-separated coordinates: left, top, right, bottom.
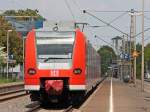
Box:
22, 36, 26, 80
141, 0, 145, 92
7, 30, 12, 80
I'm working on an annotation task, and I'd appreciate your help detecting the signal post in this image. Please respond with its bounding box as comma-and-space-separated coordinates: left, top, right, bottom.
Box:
132, 50, 140, 86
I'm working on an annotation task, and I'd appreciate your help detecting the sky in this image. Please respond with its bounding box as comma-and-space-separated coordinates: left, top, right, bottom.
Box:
0, 0, 150, 49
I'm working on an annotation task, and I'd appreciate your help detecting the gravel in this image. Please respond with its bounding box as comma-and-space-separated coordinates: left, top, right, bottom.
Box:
0, 95, 30, 112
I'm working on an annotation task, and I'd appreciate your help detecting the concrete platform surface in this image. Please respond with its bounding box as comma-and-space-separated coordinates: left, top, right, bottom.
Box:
79, 78, 150, 112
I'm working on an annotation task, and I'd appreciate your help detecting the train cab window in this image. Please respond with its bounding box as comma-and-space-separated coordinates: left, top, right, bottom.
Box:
37, 44, 73, 60
35, 31, 75, 63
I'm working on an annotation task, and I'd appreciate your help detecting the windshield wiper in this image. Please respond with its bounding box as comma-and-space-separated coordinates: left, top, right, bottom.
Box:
44, 57, 71, 62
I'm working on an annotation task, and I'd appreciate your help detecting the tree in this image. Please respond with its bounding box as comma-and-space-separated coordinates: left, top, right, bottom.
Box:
0, 16, 23, 65
136, 43, 142, 79
3, 9, 45, 20
145, 43, 150, 62
97, 46, 116, 75
0, 46, 6, 66
0, 9, 45, 65
144, 43, 150, 74
135, 43, 150, 79
0, 46, 6, 76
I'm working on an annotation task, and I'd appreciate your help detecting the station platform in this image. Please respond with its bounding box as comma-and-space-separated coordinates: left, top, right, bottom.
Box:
79, 78, 150, 112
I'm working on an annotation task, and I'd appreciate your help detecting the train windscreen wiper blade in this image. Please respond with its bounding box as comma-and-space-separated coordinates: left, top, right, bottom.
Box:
44, 57, 71, 62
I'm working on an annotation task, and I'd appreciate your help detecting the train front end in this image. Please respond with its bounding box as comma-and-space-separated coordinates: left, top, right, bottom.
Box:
24, 28, 86, 103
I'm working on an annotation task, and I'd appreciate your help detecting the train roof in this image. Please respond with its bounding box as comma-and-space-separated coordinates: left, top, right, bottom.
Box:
35, 26, 76, 32
36, 21, 77, 32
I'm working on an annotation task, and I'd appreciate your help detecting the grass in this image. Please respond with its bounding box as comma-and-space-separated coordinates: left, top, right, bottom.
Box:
0, 76, 21, 84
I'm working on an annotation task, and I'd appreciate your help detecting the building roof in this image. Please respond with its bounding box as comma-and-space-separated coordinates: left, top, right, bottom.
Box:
111, 36, 122, 40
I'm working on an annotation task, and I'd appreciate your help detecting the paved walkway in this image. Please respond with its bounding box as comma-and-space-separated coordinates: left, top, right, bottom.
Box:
80, 78, 150, 112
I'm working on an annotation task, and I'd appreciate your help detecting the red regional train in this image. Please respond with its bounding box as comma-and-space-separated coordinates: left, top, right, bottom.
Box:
24, 26, 101, 104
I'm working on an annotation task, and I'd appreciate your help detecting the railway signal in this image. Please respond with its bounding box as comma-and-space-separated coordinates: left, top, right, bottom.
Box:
132, 50, 140, 58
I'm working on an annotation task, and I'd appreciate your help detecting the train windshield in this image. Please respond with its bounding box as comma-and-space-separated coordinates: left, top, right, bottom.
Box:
36, 31, 75, 63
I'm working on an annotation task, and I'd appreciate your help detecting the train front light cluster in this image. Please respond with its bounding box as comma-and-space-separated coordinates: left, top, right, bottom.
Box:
28, 68, 36, 75
73, 68, 82, 74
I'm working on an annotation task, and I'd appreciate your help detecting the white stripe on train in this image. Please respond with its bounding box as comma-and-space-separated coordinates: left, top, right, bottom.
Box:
24, 85, 86, 91
69, 85, 86, 90
25, 85, 40, 90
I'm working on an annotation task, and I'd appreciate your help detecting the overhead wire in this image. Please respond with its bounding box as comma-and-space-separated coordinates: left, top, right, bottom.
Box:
81, 9, 150, 48
86, 11, 128, 28
72, 0, 82, 12
86, 19, 135, 55
135, 28, 150, 38
84, 12, 129, 47
95, 35, 114, 48
84, 10, 130, 39
85, 10, 130, 13
86, 10, 150, 13
87, 29, 126, 55
64, 0, 75, 20
84, 10, 150, 41
83, 10, 129, 37
87, 26, 114, 40
108, 11, 128, 25
84, 24, 111, 48
130, 15, 150, 39
144, 36, 150, 42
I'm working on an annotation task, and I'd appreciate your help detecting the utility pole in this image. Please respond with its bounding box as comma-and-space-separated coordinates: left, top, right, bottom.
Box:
129, 9, 135, 82
134, 15, 137, 86
129, 9, 142, 85
141, 0, 145, 92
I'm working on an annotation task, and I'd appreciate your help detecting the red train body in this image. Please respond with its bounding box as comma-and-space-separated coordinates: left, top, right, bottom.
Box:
24, 27, 101, 103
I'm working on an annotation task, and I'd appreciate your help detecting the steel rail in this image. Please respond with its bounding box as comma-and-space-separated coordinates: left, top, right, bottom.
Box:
63, 105, 74, 112
25, 77, 107, 112
26, 104, 41, 112
0, 91, 28, 102
0, 89, 25, 96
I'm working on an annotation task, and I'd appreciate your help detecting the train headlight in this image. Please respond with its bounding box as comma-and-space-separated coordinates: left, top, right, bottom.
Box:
73, 68, 82, 74
28, 68, 36, 75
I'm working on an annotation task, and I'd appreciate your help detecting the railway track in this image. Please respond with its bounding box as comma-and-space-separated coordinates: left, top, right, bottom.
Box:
144, 79, 150, 83
25, 77, 107, 112
63, 105, 74, 112
26, 102, 41, 112
26, 103, 74, 112
0, 82, 24, 94
135, 79, 150, 93
0, 82, 28, 102
0, 90, 27, 102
